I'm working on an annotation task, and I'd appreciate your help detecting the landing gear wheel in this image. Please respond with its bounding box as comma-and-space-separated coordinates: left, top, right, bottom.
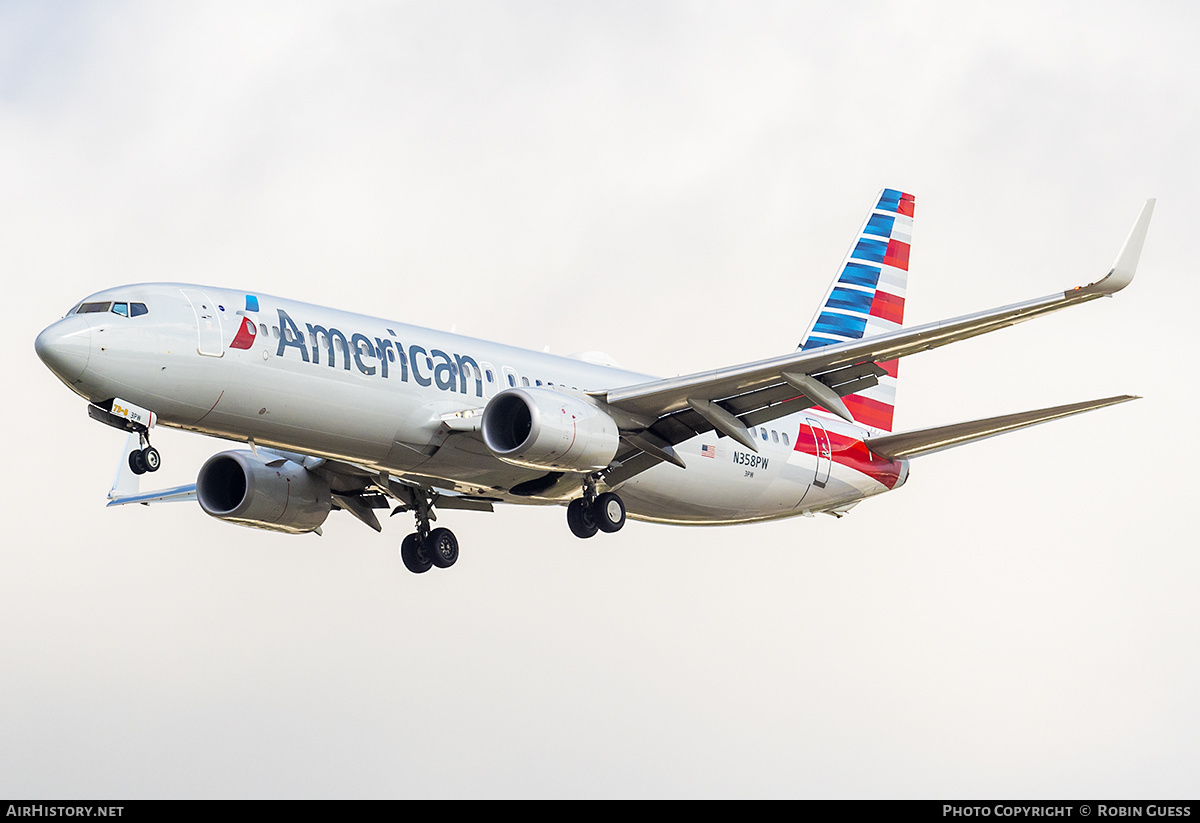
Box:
141, 446, 161, 473
593, 492, 626, 533
426, 527, 459, 569
400, 533, 432, 574
128, 449, 148, 475
567, 498, 599, 539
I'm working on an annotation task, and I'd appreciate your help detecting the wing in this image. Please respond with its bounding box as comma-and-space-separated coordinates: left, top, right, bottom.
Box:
104, 432, 493, 532
598, 199, 1154, 484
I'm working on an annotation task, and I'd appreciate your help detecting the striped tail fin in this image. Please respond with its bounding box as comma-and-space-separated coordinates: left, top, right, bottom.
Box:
797, 188, 913, 432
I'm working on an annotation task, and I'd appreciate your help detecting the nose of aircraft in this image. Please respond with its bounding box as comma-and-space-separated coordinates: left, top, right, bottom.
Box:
35, 315, 92, 384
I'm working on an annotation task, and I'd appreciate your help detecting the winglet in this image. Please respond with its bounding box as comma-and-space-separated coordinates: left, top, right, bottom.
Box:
1080, 199, 1155, 296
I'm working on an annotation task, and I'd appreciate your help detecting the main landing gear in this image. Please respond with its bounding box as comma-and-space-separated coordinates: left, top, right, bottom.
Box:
567, 477, 626, 539
127, 433, 161, 476
396, 490, 459, 575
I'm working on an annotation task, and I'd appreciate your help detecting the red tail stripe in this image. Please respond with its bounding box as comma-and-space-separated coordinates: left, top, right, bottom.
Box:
883, 239, 911, 271
869, 291, 905, 324
844, 394, 895, 431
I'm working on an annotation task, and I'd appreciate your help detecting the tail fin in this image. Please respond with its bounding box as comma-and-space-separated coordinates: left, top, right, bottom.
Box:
798, 188, 913, 432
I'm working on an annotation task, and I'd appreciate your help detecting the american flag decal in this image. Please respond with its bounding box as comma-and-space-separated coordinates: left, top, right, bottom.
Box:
700, 444, 716, 458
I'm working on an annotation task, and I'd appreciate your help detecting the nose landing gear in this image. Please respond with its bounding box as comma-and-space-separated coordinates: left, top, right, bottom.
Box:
127, 435, 161, 476
87, 400, 163, 475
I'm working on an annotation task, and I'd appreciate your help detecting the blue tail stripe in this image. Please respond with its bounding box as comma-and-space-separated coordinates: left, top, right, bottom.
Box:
877, 189, 903, 211
802, 335, 844, 350
838, 263, 881, 288
826, 287, 874, 313
852, 237, 888, 263
864, 214, 895, 238
813, 312, 868, 338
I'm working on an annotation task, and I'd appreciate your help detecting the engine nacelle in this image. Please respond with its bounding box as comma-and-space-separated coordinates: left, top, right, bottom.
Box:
481, 388, 620, 472
196, 450, 332, 534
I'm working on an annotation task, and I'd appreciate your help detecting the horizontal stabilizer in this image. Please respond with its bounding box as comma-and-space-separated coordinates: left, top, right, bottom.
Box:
106, 431, 198, 506
864, 395, 1138, 460
107, 483, 198, 507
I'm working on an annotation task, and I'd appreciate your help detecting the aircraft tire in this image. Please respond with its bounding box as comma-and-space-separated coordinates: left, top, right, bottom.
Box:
142, 446, 161, 472
128, 449, 147, 475
427, 527, 459, 569
567, 498, 599, 539
400, 533, 432, 574
594, 492, 626, 533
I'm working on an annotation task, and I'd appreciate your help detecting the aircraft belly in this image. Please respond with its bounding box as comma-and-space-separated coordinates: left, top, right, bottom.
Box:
387, 432, 558, 495
617, 431, 895, 525
617, 436, 799, 524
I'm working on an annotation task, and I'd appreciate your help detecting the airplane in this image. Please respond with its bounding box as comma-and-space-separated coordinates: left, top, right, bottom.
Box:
34, 190, 1154, 574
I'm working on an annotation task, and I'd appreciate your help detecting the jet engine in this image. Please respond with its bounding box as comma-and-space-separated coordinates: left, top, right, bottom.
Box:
481, 388, 620, 472
196, 450, 331, 534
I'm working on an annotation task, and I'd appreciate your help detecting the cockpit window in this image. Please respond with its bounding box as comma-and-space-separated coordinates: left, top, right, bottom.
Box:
74, 301, 148, 317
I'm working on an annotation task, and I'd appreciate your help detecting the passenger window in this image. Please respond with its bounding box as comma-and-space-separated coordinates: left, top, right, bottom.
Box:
521, 377, 530, 387
782, 433, 789, 446
772, 431, 779, 443
761, 429, 768, 441
486, 370, 495, 383
259, 323, 268, 337
272, 326, 280, 339
507, 374, 516, 387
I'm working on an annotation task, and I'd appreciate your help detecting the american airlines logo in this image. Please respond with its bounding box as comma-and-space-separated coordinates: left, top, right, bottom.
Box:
268, 309, 487, 398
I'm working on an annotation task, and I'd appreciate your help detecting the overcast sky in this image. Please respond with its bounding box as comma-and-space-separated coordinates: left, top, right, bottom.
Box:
2, 0, 1197, 798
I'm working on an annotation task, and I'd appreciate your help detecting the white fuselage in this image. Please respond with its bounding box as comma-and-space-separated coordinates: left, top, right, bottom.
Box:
37, 283, 908, 524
